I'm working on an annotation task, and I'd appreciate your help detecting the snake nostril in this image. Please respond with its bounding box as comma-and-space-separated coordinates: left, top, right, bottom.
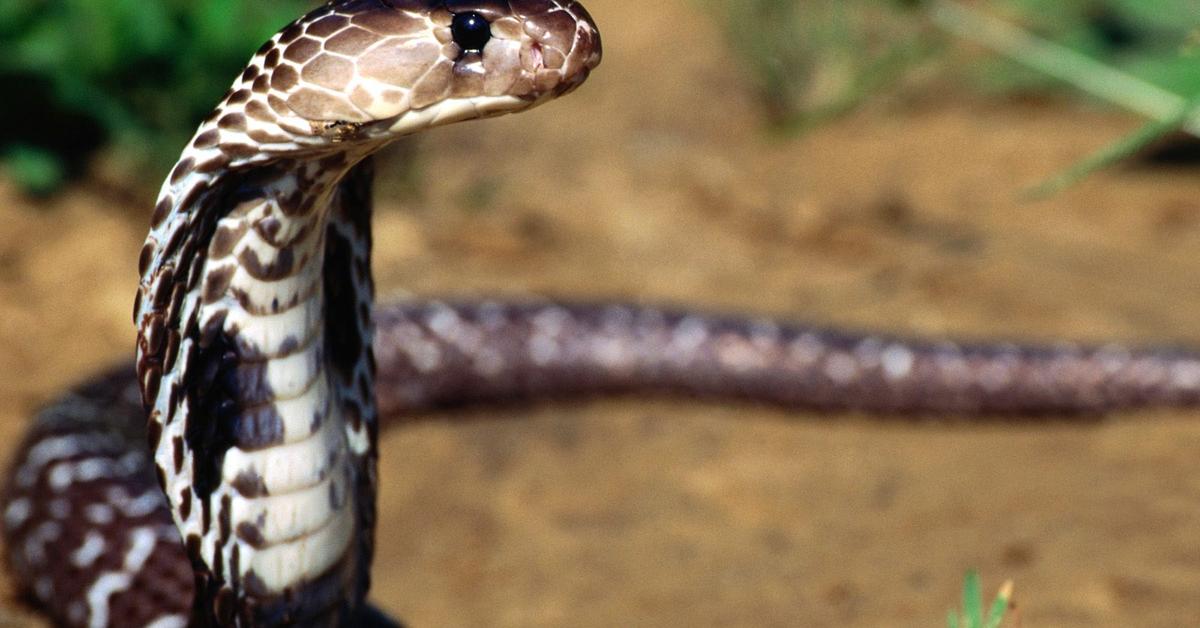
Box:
530, 42, 544, 69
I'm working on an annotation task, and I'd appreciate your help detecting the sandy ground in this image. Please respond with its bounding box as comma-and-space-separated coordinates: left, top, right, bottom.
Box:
3, 1, 1200, 626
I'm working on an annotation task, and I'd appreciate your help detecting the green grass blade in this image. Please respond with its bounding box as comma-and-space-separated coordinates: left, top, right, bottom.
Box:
962, 571, 984, 626
984, 580, 1014, 628
930, 0, 1198, 131
1024, 96, 1200, 199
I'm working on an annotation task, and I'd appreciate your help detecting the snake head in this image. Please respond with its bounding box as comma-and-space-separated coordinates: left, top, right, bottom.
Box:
223, 0, 601, 146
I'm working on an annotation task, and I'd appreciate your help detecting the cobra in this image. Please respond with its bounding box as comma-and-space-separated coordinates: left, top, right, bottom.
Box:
6, 1, 1200, 626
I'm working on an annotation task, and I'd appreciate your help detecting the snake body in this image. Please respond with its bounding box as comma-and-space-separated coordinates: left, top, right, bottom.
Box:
129, 2, 599, 624
5, 1, 1200, 626
10, 301, 1200, 628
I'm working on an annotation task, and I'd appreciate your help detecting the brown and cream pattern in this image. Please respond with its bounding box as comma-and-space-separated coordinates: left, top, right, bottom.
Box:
136, 0, 598, 625
7, 1, 1200, 627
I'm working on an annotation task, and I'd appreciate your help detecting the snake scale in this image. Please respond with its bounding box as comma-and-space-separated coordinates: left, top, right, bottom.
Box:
5, 1, 1200, 626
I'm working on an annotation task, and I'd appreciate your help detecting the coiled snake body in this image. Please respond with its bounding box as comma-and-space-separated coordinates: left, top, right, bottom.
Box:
5, 1, 1200, 626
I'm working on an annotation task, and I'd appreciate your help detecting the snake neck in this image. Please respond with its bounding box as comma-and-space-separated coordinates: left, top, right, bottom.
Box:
136, 153, 378, 625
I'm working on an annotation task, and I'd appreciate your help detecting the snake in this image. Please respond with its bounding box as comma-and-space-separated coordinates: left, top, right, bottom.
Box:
5, 1, 1200, 626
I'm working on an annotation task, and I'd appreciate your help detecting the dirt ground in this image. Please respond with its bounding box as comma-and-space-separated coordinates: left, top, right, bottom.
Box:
3, 1, 1200, 626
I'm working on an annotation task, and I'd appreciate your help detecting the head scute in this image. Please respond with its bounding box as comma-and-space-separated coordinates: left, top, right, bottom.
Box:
185, 0, 600, 157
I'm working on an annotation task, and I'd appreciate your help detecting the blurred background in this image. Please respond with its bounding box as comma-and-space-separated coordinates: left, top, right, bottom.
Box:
2, 0, 1200, 625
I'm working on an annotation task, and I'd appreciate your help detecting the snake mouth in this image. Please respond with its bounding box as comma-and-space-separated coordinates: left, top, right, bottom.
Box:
381, 94, 531, 136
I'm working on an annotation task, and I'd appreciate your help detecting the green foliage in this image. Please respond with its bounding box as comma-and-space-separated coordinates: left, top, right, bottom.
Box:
932, 1, 1200, 192
1026, 95, 1200, 199
711, 0, 1199, 137
974, 0, 1200, 96
711, 0, 1199, 190
947, 571, 1013, 628
706, 0, 939, 132
0, 0, 309, 193
3, 144, 65, 197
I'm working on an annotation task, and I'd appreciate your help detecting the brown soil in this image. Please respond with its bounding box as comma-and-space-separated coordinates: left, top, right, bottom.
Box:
3, 1, 1200, 626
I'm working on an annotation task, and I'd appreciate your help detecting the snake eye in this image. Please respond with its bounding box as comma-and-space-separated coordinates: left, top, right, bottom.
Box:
451, 12, 491, 53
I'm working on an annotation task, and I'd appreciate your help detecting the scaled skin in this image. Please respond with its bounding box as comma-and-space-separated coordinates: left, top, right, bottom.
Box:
132, 1, 600, 625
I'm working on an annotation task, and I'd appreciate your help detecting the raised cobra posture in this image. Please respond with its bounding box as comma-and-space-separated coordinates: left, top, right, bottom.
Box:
5, 1, 1200, 626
